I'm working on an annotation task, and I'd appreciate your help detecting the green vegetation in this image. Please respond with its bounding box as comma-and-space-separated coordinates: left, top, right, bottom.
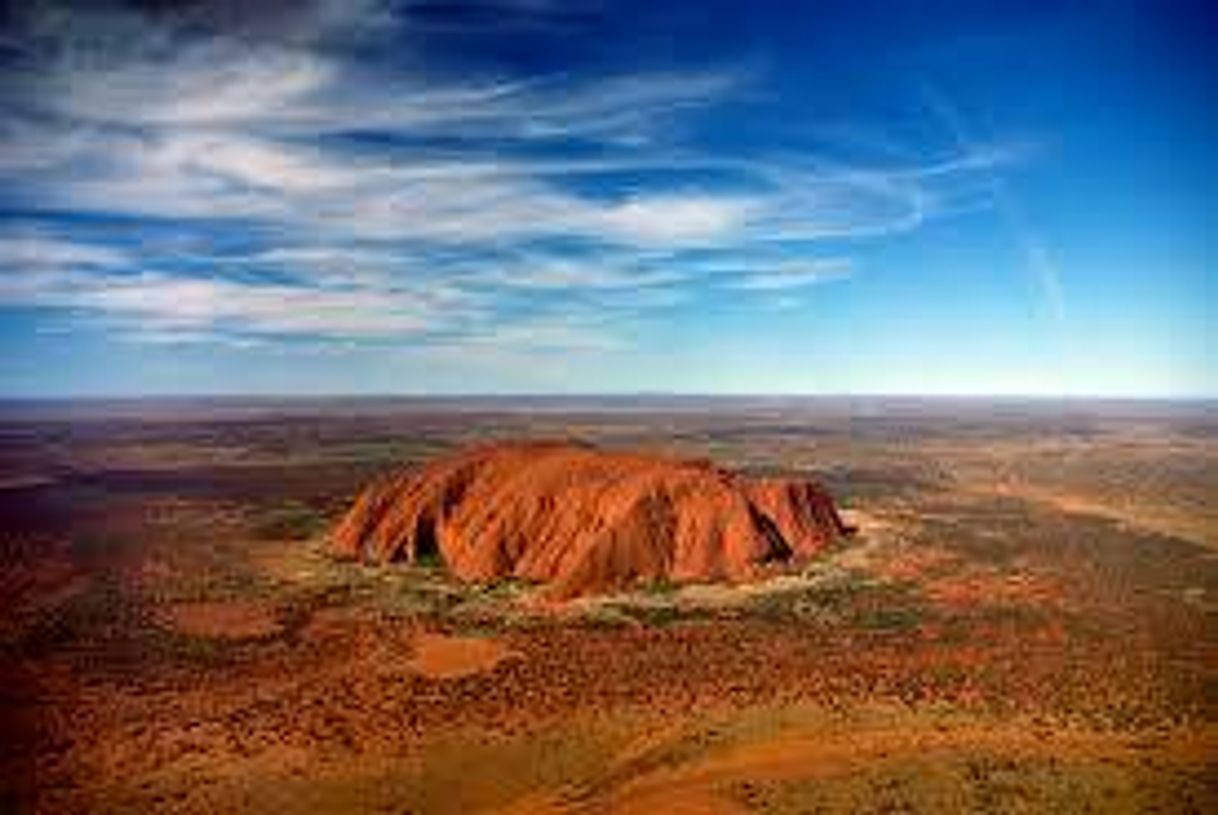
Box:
855, 605, 923, 632
639, 575, 680, 596
413, 549, 445, 569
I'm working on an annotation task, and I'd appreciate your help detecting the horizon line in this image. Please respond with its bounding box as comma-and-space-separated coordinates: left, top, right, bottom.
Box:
1, 392, 1215, 403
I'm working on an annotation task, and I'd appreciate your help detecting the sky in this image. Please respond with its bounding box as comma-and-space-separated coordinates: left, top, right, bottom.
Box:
0, 0, 1213, 397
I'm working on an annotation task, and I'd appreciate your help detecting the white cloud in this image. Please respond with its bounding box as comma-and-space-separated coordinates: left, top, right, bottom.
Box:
0, 1, 1029, 354
473, 254, 687, 290
0, 232, 129, 270
157, 133, 355, 193
0, 266, 462, 339
600, 194, 757, 245
728, 259, 854, 291
59, 46, 333, 129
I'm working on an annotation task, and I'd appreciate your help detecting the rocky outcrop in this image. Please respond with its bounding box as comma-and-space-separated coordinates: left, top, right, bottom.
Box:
332, 441, 849, 598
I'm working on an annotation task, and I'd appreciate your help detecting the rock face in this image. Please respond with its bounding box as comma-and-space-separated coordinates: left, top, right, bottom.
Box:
332, 441, 849, 598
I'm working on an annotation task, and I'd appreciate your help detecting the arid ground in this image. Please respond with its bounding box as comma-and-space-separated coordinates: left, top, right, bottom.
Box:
1, 397, 1215, 813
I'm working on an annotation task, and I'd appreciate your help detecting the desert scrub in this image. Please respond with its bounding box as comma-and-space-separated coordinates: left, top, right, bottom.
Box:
639, 575, 680, 596
413, 549, 446, 569
744, 569, 872, 622
472, 575, 541, 601
573, 603, 639, 630
615, 603, 685, 627
250, 500, 328, 540
853, 605, 924, 632
606, 598, 717, 628
16, 574, 144, 654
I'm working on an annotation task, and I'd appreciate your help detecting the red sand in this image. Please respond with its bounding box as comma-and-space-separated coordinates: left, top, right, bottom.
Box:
408, 632, 519, 679
159, 601, 281, 639
332, 441, 848, 598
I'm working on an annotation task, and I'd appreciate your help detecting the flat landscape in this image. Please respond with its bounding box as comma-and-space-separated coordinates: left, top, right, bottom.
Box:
0, 397, 1215, 813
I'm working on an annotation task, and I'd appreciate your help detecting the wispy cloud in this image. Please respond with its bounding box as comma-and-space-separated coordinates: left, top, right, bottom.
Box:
0, 265, 471, 339
727, 259, 854, 291
919, 84, 1064, 321
0, 1, 1029, 355
0, 231, 130, 270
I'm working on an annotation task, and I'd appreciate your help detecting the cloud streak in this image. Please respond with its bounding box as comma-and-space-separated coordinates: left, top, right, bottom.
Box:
727, 259, 855, 291
0, 1, 1030, 354
919, 84, 1065, 322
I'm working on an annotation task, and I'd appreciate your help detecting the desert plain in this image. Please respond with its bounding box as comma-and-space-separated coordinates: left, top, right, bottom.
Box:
1, 396, 1215, 813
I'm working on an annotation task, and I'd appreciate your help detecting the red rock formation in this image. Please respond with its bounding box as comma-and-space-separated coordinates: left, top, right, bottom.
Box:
332, 441, 849, 598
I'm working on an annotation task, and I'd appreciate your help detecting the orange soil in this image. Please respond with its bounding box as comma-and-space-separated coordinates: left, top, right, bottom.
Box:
408, 632, 520, 679
562, 718, 1218, 815
13, 600, 1211, 814
159, 601, 282, 639
990, 481, 1216, 548
926, 570, 1065, 607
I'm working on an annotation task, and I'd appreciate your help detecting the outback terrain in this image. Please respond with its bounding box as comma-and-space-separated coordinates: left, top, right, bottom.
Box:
1, 397, 1215, 813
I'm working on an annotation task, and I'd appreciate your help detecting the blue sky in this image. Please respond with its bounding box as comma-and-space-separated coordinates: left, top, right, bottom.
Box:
0, 0, 1213, 396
